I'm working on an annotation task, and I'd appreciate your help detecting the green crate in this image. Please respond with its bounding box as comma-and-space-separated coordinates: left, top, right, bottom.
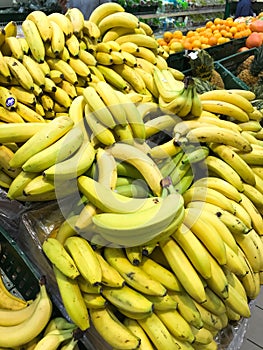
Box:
167, 37, 248, 72
0, 225, 40, 300
217, 48, 256, 76
214, 62, 250, 90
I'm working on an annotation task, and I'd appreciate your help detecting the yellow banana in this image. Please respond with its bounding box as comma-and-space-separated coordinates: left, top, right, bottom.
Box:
65, 7, 85, 36
201, 99, 250, 122
4, 20, 17, 37
22, 19, 45, 63
26, 10, 52, 42
48, 12, 73, 37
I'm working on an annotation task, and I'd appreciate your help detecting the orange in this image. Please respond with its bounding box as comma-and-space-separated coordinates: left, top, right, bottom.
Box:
206, 21, 213, 28
170, 41, 184, 52
183, 40, 193, 50
208, 36, 218, 46
173, 30, 183, 39
230, 26, 237, 35
200, 36, 209, 44
214, 17, 222, 25
192, 39, 202, 49
163, 31, 173, 43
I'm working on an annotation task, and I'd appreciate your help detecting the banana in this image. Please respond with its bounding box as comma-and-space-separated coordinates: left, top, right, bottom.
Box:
123, 318, 154, 350
0, 145, 21, 178
197, 115, 242, 133
3, 36, 24, 61
43, 137, 95, 180
82, 292, 107, 309
82, 85, 116, 128
160, 237, 206, 303
49, 19, 65, 56
172, 223, 212, 279
144, 114, 176, 139
107, 142, 163, 196
223, 283, 250, 318
144, 293, 178, 312
48, 12, 73, 37
7, 170, 39, 199
183, 186, 235, 214
96, 64, 128, 90
69, 57, 91, 78
77, 49, 96, 67
183, 207, 227, 265
110, 50, 125, 65
33, 328, 74, 350
155, 55, 169, 70
94, 250, 125, 288
193, 302, 223, 332
9, 86, 36, 106
91, 192, 184, 247
186, 126, 252, 153
191, 176, 242, 203
94, 81, 127, 126
169, 290, 203, 330
58, 80, 77, 99
4, 20, 17, 37
84, 105, 116, 146
201, 99, 250, 122
64, 236, 102, 285
46, 58, 78, 85
201, 287, 226, 316
102, 284, 153, 314
134, 66, 159, 98
0, 273, 27, 310
98, 12, 139, 37
138, 312, 183, 350
64, 34, 79, 57
200, 89, 254, 113
239, 249, 260, 299
53, 266, 89, 331
0, 51, 11, 80
114, 90, 146, 141
0, 122, 48, 144
42, 237, 79, 279
116, 33, 158, 50
0, 86, 17, 110
113, 63, 147, 94
104, 247, 167, 296
89, 307, 140, 349
16, 102, 45, 123
0, 282, 52, 348
21, 19, 45, 63
9, 116, 73, 169
242, 182, 263, 209
227, 88, 255, 100
204, 155, 244, 192
0, 170, 12, 188
209, 143, 256, 186
96, 146, 117, 190
133, 46, 157, 65
0, 106, 24, 123
26, 10, 52, 42
65, 7, 85, 36
191, 325, 214, 346
77, 175, 163, 214
89, 2, 125, 25
3, 56, 34, 91
140, 256, 183, 292
83, 19, 101, 39
239, 192, 263, 235
155, 308, 195, 343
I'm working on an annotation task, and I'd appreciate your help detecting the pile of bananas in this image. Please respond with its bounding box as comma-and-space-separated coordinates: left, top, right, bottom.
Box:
1, 2, 263, 350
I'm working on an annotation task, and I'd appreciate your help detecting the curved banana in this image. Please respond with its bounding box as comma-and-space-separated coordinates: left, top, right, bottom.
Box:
160, 237, 206, 303
204, 155, 244, 192
9, 116, 73, 169
209, 143, 256, 186
91, 192, 184, 247
48, 12, 73, 37
98, 12, 139, 36
33, 329, 73, 350
104, 247, 167, 296
3, 56, 34, 91
65, 7, 85, 36
49, 20, 65, 56
21, 19, 45, 63
107, 142, 163, 196
123, 318, 154, 350
138, 312, 183, 350
116, 33, 158, 50
53, 266, 89, 331
43, 138, 95, 180
0, 282, 52, 348
0, 274, 27, 310
26, 10, 52, 42
199, 89, 254, 113
89, 307, 140, 349
46, 58, 78, 85
64, 236, 102, 285
113, 63, 147, 94
0, 145, 21, 179
201, 99, 250, 122
239, 192, 263, 235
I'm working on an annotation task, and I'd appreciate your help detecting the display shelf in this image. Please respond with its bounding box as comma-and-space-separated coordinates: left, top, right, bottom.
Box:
138, 6, 225, 19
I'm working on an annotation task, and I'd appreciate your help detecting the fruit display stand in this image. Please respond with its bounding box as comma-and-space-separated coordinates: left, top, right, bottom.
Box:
6, 197, 250, 350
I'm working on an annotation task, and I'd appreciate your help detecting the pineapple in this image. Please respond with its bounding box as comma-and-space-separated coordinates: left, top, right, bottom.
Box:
237, 46, 263, 88
187, 50, 225, 89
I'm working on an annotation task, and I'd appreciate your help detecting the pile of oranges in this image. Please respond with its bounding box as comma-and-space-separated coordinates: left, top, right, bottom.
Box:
157, 17, 252, 54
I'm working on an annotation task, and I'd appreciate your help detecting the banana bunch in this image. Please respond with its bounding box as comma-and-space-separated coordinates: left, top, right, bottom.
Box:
0, 277, 54, 348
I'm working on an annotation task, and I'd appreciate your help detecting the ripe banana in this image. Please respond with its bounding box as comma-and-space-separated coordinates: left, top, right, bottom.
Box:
123, 318, 154, 350
201, 99, 250, 122
53, 266, 89, 331
64, 236, 102, 285
160, 237, 206, 303
107, 142, 163, 196
26, 10, 52, 42
65, 7, 85, 36
49, 20, 65, 56
9, 116, 74, 169
104, 247, 167, 296
0, 86, 17, 110
98, 12, 139, 36
89, 307, 140, 349
0, 282, 52, 348
48, 12, 74, 37
22, 19, 45, 63
3, 56, 34, 91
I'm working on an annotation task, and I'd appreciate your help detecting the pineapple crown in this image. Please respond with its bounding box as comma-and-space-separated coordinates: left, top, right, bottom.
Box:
250, 45, 263, 76
188, 50, 215, 80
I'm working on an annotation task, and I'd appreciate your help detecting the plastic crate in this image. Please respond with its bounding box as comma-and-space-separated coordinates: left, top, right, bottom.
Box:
0, 225, 40, 301
214, 61, 250, 90
167, 37, 248, 72
217, 47, 256, 76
